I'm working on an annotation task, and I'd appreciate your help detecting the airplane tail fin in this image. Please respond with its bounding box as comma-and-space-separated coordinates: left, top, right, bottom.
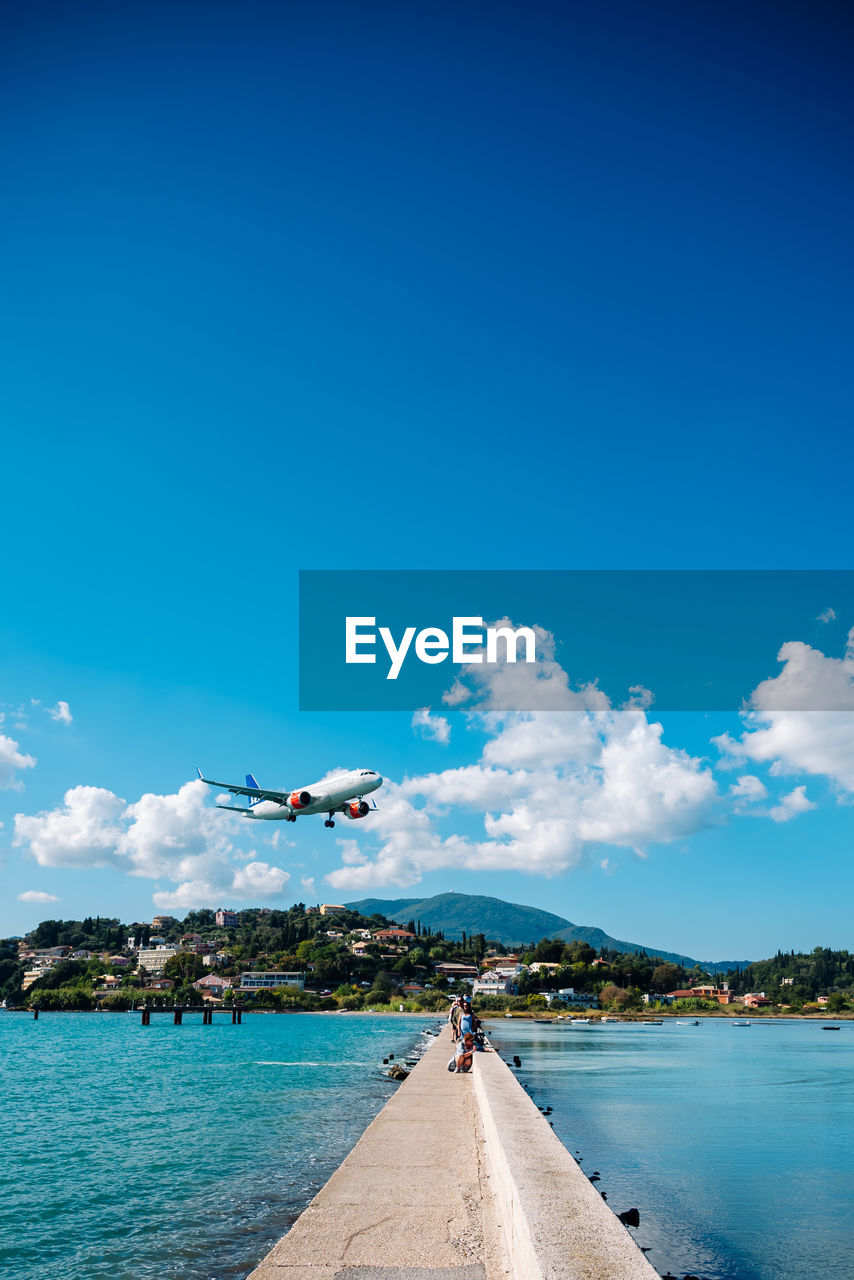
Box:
246, 773, 263, 807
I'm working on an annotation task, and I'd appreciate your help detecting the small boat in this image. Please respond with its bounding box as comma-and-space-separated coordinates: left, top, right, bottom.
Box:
533, 1018, 551, 1023
570, 1018, 590, 1025
822, 1025, 841, 1031
732, 1020, 751, 1027
504, 1012, 513, 1018
676, 1019, 699, 1026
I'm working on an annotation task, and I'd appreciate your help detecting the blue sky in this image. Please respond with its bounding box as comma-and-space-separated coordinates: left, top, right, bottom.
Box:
1, 2, 853, 959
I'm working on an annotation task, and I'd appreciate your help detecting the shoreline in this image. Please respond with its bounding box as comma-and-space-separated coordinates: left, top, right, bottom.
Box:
5, 1004, 851, 1020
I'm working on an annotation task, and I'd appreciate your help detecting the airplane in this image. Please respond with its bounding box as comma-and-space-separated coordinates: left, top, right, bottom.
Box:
196, 766, 382, 827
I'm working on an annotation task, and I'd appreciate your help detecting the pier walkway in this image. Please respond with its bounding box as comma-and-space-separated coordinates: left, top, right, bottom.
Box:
246, 1026, 658, 1280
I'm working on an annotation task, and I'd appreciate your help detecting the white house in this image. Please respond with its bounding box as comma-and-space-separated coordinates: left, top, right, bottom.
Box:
239, 971, 306, 991
473, 974, 517, 996
543, 988, 597, 1007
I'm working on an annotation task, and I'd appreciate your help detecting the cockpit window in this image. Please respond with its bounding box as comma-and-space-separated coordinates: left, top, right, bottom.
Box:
360, 770, 374, 776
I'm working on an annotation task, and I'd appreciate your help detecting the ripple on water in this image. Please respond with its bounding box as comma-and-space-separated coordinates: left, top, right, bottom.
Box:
0, 1012, 439, 1280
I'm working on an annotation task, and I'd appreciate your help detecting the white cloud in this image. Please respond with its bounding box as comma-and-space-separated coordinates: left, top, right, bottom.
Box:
14, 777, 289, 908
714, 630, 854, 791
231, 860, 290, 897
300, 876, 317, 899
0, 734, 36, 791
729, 775, 768, 808
768, 785, 816, 823
326, 628, 718, 891
119, 780, 235, 880
47, 701, 73, 725
17, 890, 60, 903
625, 685, 655, 709
412, 706, 451, 744
151, 880, 220, 910
817, 607, 836, 624
152, 858, 290, 909
14, 786, 126, 868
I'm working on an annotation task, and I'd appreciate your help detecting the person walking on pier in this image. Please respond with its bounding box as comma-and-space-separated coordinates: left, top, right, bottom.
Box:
448, 994, 464, 1042
459, 998, 483, 1048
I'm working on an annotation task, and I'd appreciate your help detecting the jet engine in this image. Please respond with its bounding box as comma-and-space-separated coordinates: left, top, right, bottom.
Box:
288, 790, 312, 809
347, 800, 370, 820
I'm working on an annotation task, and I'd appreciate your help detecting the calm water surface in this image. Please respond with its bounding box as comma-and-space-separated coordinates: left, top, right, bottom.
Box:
0, 1011, 439, 1280
488, 1017, 854, 1280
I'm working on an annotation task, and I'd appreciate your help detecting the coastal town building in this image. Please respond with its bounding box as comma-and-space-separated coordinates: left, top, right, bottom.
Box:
473, 974, 517, 996
215, 909, 239, 927
543, 988, 597, 1007
319, 904, 346, 916
239, 971, 306, 991
373, 928, 416, 945
151, 915, 176, 930
665, 985, 733, 1005
193, 974, 232, 998
434, 962, 479, 982
137, 944, 180, 977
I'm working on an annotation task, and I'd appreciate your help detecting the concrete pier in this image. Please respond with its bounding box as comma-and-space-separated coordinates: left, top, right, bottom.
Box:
246, 1026, 658, 1280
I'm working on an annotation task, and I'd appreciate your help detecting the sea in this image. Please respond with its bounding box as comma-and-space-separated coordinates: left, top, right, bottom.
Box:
2, 1012, 852, 1280
0, 1010, 441, 1280
487, 1017, 854, 1280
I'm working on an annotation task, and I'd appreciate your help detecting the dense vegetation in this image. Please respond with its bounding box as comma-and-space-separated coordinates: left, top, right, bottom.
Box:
720, 948, 854, 1011
3, 910, 852, 1015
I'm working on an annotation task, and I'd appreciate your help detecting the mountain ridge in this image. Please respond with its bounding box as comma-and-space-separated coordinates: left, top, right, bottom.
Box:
345, 891, 751, 973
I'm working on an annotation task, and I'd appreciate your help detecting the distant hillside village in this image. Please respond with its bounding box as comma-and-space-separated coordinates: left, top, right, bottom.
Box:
1, 904, 852, 1016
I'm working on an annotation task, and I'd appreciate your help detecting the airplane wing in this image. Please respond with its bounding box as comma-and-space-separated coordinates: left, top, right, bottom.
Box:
196, 768, 289, 805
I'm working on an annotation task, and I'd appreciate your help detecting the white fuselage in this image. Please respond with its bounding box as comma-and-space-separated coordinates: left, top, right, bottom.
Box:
249, 768, 382, 820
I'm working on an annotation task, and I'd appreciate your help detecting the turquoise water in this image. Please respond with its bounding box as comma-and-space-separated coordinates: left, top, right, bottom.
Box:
0, 1011, 439, 1280
488, 1018, 854, 1280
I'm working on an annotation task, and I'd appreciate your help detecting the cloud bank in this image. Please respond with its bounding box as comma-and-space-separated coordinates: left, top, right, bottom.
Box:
13, 779, 290, 909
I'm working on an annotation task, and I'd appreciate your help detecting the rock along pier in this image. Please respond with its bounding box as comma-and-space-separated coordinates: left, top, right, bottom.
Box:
246, 1025, 659, 1280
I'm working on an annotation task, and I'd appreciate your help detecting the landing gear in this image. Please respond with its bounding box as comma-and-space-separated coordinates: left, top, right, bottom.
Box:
325, 814, 335, 828
286, 812, 297, 822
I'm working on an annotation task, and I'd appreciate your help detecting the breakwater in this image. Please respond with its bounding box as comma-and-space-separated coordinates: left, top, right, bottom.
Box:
247, 1027, 658, 1279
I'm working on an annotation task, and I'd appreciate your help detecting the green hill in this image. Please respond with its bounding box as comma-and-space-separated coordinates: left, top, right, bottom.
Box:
347, 893, 571, 947
345, 891, 749, 972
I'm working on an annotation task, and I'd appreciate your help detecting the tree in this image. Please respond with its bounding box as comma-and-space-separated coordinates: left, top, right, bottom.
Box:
652, 963, 685, 991
598, 984, 638, 1010
162, 952, 205, 983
